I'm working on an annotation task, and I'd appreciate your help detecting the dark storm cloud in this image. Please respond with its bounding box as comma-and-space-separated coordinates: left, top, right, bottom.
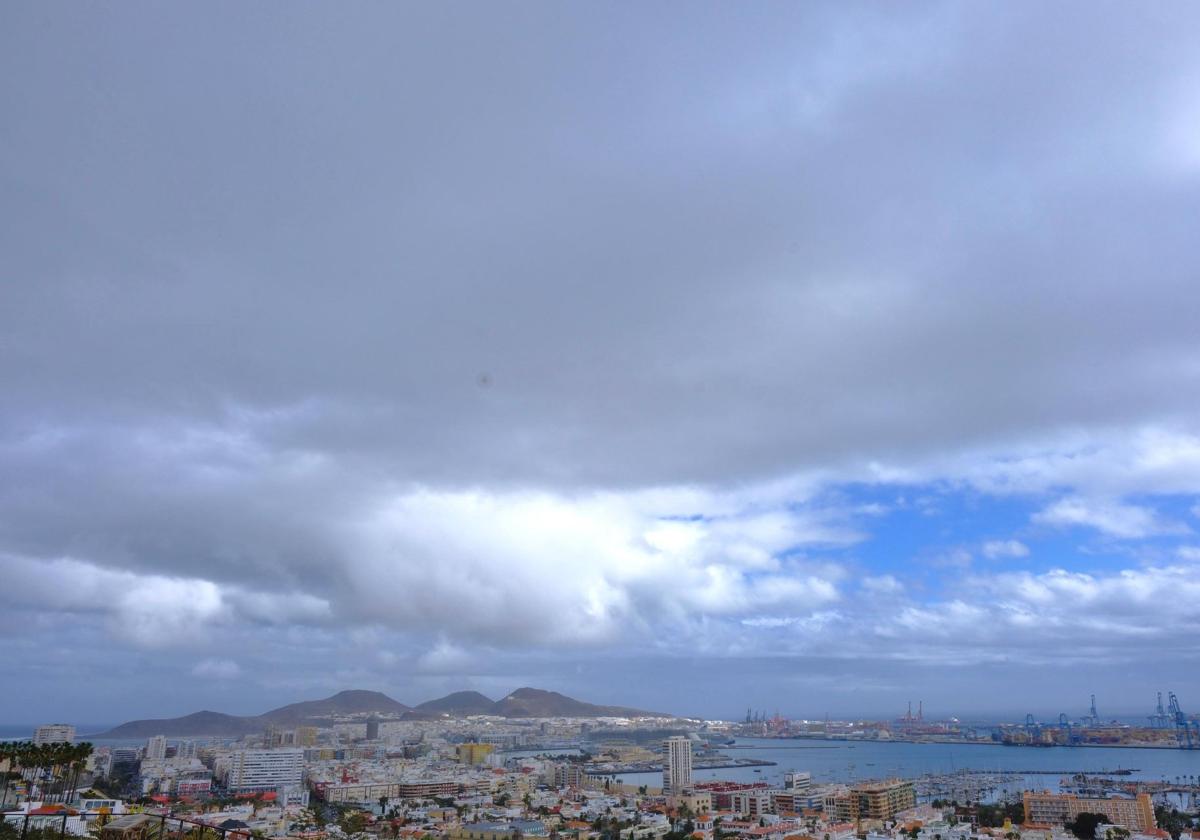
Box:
3, 1, 1200, 720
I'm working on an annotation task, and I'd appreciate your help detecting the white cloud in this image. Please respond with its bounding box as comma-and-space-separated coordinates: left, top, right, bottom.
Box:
339, 486, 852, 650
929, 548, 973, 569
861, 575, 904, 595
0, 554, 329, 648
982, 539, 1030, 559
1032, 497, 1189, 539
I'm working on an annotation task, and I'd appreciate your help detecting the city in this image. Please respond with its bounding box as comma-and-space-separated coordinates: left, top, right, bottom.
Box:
3, 688, 1200, 840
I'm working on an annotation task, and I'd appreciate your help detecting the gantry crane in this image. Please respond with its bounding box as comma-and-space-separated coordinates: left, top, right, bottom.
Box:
1168, 692, 1199, 749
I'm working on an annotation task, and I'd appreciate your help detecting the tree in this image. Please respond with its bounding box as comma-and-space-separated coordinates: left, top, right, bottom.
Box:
339, 810, 369, 835
1066, 813, 1110, 840
1154, 806, 1190, 840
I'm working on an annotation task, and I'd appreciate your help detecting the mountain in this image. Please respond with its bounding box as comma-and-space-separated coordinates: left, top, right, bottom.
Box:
261, 690, 409, 724
93, 710, 263, 738
489, 687, 666, 718
93, 690, 410, 737
95, 687, 666, 736
413, 690, 496, 716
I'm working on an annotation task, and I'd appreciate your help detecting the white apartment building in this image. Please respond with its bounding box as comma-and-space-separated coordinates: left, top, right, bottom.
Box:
226, 749, 304, 792
662, 736, 692, 795
783, 771, 811, 792
145, 735, 167, 760
34, 724, 76, 745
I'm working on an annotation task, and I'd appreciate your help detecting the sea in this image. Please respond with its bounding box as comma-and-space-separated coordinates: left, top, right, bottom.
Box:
0, 725, 117, 742
608, 737, 1200, 803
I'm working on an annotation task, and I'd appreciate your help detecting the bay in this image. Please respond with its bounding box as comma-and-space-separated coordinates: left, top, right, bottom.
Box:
610, 737, 1200, 802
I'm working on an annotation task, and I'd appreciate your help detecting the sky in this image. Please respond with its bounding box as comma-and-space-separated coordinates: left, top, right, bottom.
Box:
3, 2, 1200, 726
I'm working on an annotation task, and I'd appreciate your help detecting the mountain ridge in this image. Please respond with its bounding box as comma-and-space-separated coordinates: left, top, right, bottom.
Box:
262, 689, 410, 724
92, 687, 669, 737
413, 690, 496, 716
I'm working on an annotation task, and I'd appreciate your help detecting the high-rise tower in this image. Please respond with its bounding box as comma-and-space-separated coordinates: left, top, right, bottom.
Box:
662, 736, 693, 794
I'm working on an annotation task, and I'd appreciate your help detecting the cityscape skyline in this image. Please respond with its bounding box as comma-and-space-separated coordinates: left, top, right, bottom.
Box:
5, 685, 1199, 734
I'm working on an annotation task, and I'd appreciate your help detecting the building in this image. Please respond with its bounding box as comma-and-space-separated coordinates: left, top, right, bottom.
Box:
99, 815, 165, 840
265, 725, 285, 748
457, 743, 495, 765
145, 736, 167, 761
277, 786, 310, 808
34, 724, 76, 745
225, 749, 304, 792
110, 749, 139, 774
314, 779, 460, 803
554, 763, 587, 788
296, 727, 319, 747
450, 822, 549, 840
1022, 792, 1156, 833
395, 780, 460, 798
365, 718, 380, 740
78, 795, 126, 815
783, 772, 812, 792
825, 779, 915, 822
695, 781, 772, 810
671, 790, 712, 814
662, 736, 693, 795
175, 777, 213, 799
177, 741, 197, 760
731, 790, 773, 818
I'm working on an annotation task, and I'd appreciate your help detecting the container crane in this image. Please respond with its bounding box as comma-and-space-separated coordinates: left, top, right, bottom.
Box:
1149, 692, 1169, 729
1025, 713, 1041, 741
1168, 692, 1199, 749
1059, 713, 1076, 744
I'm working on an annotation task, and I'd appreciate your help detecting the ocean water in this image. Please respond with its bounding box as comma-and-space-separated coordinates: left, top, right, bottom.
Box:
611, 737, 1200, 790
0, 725, 117, 742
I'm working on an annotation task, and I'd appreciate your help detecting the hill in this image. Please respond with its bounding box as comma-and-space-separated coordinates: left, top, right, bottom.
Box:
93, 710, 263, 738
489, 687, 665, 718
95, 686, 667, 736
414, 690, 496, 716
261, 690, 409, 724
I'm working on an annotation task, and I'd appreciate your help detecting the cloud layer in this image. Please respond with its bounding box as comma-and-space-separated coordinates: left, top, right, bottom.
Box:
2, 2, 1200, 720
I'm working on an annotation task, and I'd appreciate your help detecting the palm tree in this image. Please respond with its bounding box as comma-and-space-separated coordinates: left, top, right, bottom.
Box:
0, 742, 18, 810
14, 742, 43, 800
69, 743, 94, 804
49, 742, 73, 803
47, 743, 66, 803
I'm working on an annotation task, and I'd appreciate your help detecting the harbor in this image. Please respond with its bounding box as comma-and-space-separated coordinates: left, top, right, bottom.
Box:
608, 737, 1200, 791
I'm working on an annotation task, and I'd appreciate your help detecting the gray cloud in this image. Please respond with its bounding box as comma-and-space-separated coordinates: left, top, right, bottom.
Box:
3, 2, 1200, 721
